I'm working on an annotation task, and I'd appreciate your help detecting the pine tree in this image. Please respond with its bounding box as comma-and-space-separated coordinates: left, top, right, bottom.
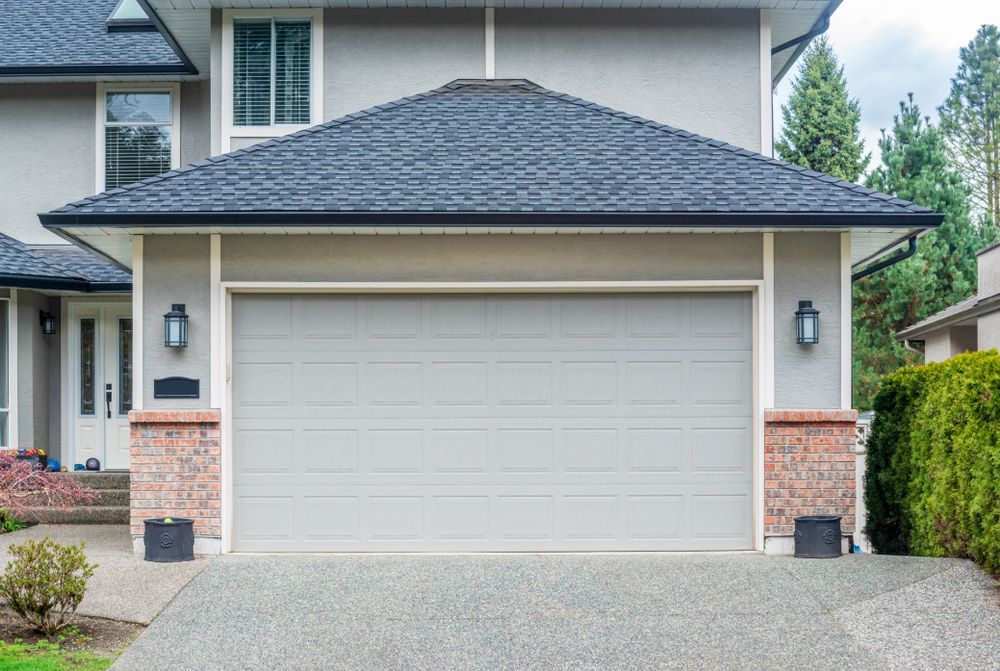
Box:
853, 95, 988, 409
938, 25, 1000, 228
775, 36, 870, 181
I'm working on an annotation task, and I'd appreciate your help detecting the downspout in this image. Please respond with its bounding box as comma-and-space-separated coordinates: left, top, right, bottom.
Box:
903, 339, 925, 356
770, 0, 842, 85
851, 236, 918, 283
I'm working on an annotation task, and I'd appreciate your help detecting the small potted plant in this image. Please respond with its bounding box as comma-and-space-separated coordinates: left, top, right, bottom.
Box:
144, 517, 195, 562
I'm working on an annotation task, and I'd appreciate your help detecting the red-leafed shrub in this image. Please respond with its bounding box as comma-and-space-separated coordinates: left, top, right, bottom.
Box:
0, 454, 96, 524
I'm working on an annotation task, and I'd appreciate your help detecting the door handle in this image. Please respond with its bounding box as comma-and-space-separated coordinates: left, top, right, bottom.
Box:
105, 384, 113, 419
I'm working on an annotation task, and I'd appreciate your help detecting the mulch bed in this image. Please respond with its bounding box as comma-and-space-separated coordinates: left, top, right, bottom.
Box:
0, 609, 144, 656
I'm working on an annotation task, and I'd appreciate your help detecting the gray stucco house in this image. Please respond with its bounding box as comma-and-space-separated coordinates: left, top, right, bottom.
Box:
2, 0, 941, 555
897, 242, 1000, 362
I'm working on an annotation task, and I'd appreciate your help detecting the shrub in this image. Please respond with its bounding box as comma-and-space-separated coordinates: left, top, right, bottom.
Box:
0, 508, 26, 534
864, 350, 1000, 573
0, 453, 96, 521
0, 538, 98, 636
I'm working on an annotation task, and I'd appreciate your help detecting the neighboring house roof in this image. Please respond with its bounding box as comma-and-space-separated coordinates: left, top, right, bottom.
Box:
0, 234, 130, 291
896, 293, 1000, 341
43, 80, 943, 230
0, 0, 194, 76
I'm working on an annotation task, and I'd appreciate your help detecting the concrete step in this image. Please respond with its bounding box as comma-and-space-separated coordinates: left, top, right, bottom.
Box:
91, 488, 130, 507
55, 472, 131, 491
25, 505, 129, 525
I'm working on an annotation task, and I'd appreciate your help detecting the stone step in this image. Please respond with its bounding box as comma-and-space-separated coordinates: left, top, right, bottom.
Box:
25, 505, 129, 525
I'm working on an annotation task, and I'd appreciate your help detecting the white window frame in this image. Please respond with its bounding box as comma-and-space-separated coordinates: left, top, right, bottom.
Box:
221, 8, 324, 154
0, 293, 17, 449
95, 82, 181, 195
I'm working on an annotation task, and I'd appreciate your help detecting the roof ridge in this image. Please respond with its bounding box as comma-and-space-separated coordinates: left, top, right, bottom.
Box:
53, 78, 932, 217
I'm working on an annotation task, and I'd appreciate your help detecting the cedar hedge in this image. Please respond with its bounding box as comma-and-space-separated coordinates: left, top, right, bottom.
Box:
864, 350, 1000, 572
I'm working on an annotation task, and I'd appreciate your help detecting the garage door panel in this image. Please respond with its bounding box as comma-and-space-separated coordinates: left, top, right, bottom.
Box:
231, 486, 753, 552
233, 293, 754, 552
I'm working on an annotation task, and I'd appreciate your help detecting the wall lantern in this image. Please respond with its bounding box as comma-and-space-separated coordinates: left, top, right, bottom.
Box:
39, 311, 57, 336
164, 304, 189, 348
795, 300, 820, 345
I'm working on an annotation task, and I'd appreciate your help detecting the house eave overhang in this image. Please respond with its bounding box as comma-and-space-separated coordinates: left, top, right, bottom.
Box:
0, 64, 194, 77
897, 293, 1000, 342
41, 210, 945, 230
0, 273, 131, 293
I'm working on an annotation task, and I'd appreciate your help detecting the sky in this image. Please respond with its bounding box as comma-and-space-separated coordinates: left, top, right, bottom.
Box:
774, 0, 997, 169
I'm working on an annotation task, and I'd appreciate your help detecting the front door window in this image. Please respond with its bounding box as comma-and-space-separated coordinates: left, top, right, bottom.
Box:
80, 318, 96, 416
118, 318, 133, 416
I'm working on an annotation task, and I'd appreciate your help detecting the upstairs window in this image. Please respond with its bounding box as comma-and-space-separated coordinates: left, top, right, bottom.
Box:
103, 90, 174, 190
233, 18, 312, 126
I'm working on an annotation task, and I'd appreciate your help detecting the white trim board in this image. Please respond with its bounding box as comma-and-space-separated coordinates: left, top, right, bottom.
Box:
132, 236, 144, 411
220, 8, 324, 154
840, 231, 852, 409
485, 9, 496, 79
218, 279, 767, 553
1, 293, 16, 449
95, 82, 181, 195
759, 8, 773, 157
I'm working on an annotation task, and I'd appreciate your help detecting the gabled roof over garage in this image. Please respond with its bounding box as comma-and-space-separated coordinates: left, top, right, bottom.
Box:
45, 79, 940, 226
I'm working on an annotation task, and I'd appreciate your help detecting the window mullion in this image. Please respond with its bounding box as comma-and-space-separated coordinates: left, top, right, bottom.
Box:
270, 18, 277, 126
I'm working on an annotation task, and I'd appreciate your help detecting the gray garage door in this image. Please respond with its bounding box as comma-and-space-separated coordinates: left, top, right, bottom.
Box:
232, 293, 753, 552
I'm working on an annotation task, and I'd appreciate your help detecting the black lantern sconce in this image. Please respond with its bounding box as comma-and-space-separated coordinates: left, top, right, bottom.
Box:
795, 300, 820, 345
39, 311, 57, 336
164, 304, 189, 348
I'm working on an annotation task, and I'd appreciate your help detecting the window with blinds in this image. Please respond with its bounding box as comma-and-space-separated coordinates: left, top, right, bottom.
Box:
233, 18, 312, 127
104, 91, 173, 190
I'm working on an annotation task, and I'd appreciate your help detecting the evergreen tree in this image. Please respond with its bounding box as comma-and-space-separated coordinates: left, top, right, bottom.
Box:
853, 95, 988, 409
938, 25, 1000, 228
775, 36, 870, 181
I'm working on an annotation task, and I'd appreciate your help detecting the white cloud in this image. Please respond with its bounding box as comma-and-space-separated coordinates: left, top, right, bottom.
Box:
774, 0, 996, 171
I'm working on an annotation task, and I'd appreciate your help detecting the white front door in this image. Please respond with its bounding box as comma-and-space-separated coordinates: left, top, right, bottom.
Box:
71, 303, 133, 471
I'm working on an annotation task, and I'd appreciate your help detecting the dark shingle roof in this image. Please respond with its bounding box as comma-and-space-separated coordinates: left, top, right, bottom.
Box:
48, 80, 939, 224
0, 0, 189, 74
0, 234, 130, 290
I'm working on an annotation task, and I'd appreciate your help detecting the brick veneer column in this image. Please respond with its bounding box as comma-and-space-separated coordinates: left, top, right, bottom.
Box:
129, 410, 221, 550
764, 409, 858, 538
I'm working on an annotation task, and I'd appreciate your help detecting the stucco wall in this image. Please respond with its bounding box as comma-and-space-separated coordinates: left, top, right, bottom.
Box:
0, 84, 95, 244
495, 9, 761, 151
922, 331, 951, 364
978, 312, 1000, 352
143, 236, 211, 409
220, 233, 763, 283
977, 244, 1000, 298
0, 82, 210, 245
141, 232, 847, 412
181, 80, 212, 166
323, 9, 485, 120
16, 291, 60, 453
773, 232, 843, 409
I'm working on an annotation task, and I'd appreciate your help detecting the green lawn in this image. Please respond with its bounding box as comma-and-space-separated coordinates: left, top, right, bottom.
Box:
0, 640, 113, 671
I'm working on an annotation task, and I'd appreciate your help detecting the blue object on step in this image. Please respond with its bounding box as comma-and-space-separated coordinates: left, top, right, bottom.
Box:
46, 459, 60, 472
74, 463, 85, 471
853, 545, 863, 554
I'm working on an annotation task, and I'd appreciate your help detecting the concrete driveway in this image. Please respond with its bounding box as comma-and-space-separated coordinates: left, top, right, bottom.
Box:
112, 553, 1000, 671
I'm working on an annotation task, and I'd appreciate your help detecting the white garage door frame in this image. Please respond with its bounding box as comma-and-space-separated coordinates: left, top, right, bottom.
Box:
216, 280, 768, 553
